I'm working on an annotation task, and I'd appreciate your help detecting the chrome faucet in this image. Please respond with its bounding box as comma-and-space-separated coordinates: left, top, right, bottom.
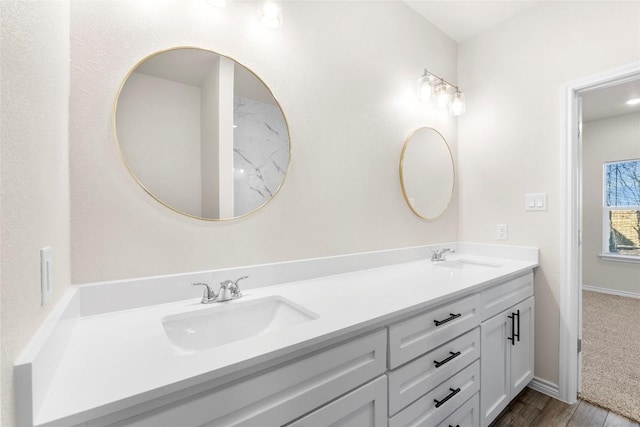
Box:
216, 276, 248, 302
431, 248, 455, 262
192, 276, 248, 304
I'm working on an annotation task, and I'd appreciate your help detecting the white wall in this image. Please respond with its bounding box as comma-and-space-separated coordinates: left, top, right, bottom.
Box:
458, 1, 640, 388
582, 112, 640, 295
0, 2, 71, 425
116, 72, 203, 217
69, 0, 459, 284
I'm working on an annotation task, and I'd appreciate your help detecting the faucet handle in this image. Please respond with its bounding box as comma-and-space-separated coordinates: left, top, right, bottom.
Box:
192, 282, 217, 303
229, 276, 248, 298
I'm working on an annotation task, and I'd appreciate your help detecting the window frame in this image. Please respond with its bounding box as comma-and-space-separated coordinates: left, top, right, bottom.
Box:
601, 158, 640, 263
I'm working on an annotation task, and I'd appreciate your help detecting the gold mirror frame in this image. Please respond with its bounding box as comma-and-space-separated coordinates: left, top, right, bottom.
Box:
113, 46, 292, 221
399, 127, 455, 220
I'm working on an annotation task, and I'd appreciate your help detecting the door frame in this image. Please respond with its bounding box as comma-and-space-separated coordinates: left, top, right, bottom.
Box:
559, 61, 640, 403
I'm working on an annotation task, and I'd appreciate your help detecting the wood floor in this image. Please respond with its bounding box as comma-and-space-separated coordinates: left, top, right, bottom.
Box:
489, 387, 640, 427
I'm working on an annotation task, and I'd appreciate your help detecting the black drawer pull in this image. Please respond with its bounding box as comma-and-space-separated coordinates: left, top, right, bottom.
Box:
449, 425, 460, 427
434, 387, 461, 408
434, 351, 461, 368
507, 312, 515, 345
508, 309, 521, 345
434, 313, 461, 327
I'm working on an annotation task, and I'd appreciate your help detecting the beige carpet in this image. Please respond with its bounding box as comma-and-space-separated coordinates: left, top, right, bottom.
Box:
580, 290, 640, 423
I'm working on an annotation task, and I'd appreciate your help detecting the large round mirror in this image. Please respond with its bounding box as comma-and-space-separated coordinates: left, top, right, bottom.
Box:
114, 47, 291, 220
399, 127, 455, 220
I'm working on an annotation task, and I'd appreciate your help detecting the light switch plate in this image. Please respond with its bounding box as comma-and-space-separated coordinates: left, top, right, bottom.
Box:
525, 193, 547, 211
41, 246, 53, 306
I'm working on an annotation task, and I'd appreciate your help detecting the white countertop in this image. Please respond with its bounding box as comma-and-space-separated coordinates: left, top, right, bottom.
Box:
34, 253, 537, 426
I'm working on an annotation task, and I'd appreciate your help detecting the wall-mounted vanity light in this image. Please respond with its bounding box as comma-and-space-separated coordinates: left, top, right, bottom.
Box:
417, 69, 465, 116
205, 0, 282, 28
258, 0, 283, 28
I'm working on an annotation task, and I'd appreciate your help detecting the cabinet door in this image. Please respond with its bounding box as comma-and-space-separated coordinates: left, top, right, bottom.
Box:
510, 297, 534, 398
286, 376, 387, 427
480, 312, 510, 427
436, 393, 480, 427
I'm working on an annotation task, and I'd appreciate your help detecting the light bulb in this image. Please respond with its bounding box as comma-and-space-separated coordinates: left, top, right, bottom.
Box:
259, 0, 283, 28
435, 83, 450, 110
417, 71, 433, 102
450, 90, 465, 116
626, 98, 640, 106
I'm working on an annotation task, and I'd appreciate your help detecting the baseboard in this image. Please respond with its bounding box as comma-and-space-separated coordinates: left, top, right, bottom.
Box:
528, 377, 561, 400
582, 285, 640, 299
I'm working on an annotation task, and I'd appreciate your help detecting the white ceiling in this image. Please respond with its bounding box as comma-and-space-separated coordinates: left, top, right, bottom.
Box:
402, 0, 542, 43
582, 79, 640, 122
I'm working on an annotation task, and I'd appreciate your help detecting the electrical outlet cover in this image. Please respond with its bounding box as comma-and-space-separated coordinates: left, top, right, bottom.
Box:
497, 224, 508, 240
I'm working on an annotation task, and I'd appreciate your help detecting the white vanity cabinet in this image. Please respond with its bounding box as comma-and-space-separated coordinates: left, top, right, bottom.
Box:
286, 376, 388, 427
479, 273, 534, 427
17, 247, 540, 427
386, 272, 534, 427
116, 329, 387, 427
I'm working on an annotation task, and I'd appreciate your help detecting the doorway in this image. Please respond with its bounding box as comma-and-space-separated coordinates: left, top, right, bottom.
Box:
559, 62, 640, 405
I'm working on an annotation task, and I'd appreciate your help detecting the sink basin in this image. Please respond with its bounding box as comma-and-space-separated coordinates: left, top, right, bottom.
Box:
162, 296, 318, 353
434, 258, 500, 272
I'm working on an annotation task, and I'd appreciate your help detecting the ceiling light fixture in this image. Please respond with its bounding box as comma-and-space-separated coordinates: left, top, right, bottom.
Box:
259, 0, 283, 28
626, 98, 640, 106
418, 69, 465, 116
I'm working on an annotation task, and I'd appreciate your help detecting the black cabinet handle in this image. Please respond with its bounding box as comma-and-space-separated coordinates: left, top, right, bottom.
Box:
434, 313, 461, 327
507, 309, 521, 345
434, 387, 461, 408
434, 351, 461, 368
449, 425, 460, 427
508, 312, 515, 345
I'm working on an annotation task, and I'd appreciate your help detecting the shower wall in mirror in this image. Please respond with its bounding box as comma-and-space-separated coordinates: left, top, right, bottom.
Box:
233, 95, 289, 217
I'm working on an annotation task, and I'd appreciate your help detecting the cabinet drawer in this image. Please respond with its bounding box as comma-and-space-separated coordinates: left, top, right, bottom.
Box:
436, 393, 479, 427
389, 360, 480, 427
480, 273, 533, 321
389, 294, 481, 369
388, 327, 480, 415
121, 329, 387, 427
287, 376, 387, 427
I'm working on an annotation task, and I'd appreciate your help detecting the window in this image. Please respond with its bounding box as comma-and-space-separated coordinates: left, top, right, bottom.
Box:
603, 159, 640, 258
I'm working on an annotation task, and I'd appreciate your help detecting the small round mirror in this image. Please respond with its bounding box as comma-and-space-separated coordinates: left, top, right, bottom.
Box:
114, 47, 290, 221
399, 127, 455, 219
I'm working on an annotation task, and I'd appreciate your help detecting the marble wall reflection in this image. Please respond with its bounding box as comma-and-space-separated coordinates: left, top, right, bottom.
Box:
233, 96, 289, 217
